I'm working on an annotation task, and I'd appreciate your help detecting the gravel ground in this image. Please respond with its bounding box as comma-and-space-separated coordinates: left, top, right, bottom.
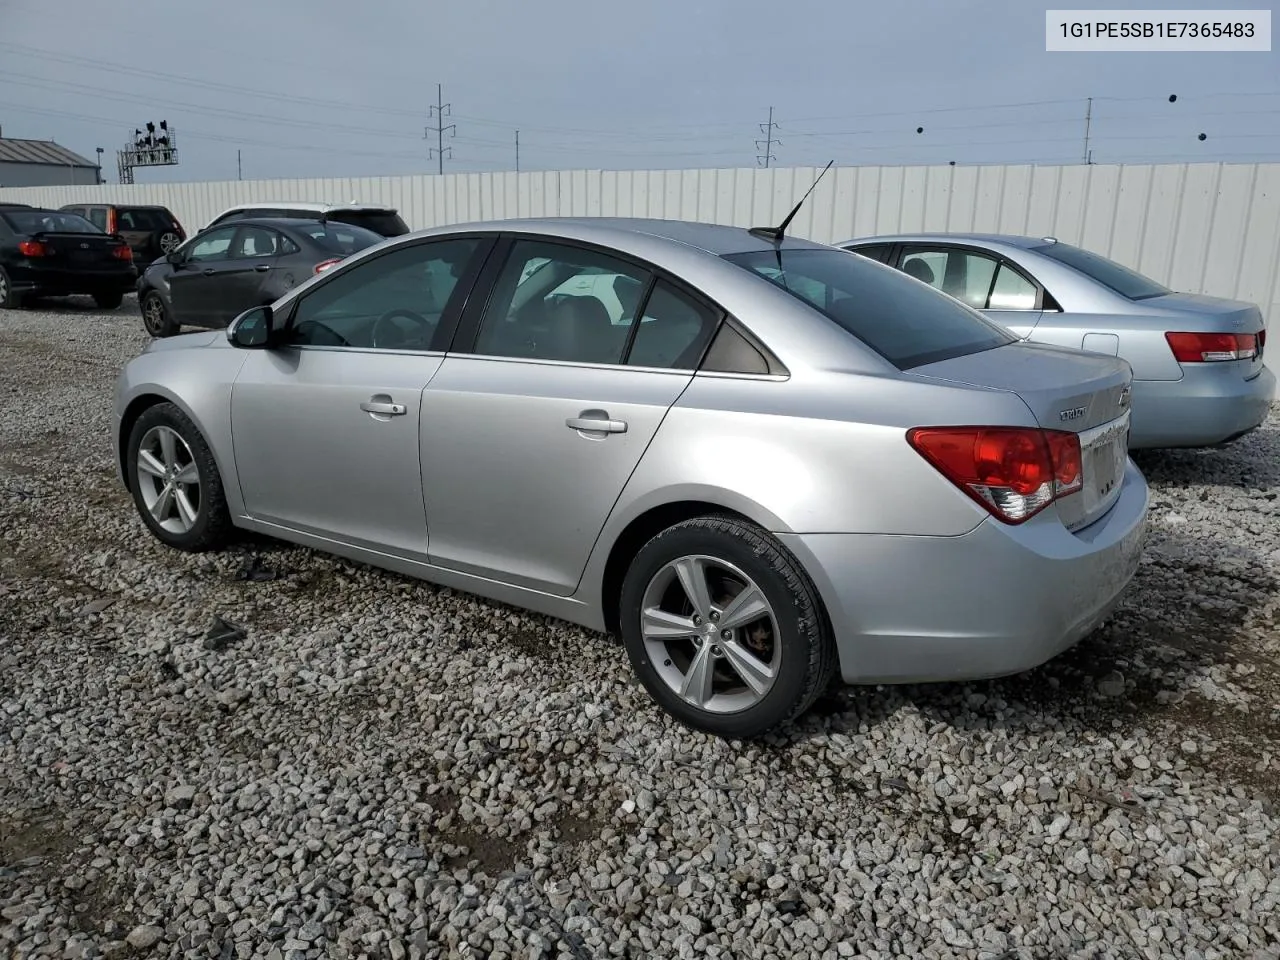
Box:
2, 298, 1279, 960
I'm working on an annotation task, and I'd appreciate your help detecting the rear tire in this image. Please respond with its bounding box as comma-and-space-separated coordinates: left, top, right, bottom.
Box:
618, 514, 836, 739
142, 292, 179, 337
127, 402, 232, 552
0, 267, 24, 309
94, 291, 124, 310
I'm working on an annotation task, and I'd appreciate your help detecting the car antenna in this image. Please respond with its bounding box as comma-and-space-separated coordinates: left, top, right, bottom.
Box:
748, 160, 834, 243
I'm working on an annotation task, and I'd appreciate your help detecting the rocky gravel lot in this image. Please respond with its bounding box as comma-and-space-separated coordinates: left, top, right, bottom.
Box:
2, 299, 1279, 960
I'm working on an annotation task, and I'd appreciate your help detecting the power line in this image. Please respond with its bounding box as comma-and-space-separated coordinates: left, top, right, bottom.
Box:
756, 107, 779, 168
425, 83, 455, 175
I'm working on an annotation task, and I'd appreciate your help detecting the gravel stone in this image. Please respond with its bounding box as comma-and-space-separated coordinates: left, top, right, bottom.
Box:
3, 303, 1280, 959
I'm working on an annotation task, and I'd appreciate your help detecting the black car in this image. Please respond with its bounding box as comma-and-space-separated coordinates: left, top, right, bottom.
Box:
61, 203, 187, 265
0, 207, 137, 309
203, 202, 410, 238
136, 216, 385, 337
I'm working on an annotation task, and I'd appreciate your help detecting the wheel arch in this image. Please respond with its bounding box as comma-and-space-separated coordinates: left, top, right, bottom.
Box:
594, 490, 825, 640
117, 389, 232, 501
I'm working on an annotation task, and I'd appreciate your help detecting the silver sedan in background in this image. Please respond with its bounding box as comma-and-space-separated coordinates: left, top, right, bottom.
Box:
113, 218, 1148, 737
838, 233, 1274, 449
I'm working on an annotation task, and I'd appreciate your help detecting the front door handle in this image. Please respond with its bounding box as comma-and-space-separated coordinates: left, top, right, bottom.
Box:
202, 268, 216, 276
565, 413, 627, 434
254, 263, 271, 272
360, 398, 407, 417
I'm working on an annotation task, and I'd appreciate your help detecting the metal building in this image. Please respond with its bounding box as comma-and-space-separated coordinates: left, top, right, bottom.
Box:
0, 133, 101, 187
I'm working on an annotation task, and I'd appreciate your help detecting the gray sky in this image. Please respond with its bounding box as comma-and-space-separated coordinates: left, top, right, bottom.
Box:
0, 0, 1276, 183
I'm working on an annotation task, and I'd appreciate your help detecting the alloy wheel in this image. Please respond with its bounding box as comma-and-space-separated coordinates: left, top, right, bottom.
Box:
640, 554, 780, 714
159, 232, 181, 254
136, 425, 201, 534
143, 296, 167, 335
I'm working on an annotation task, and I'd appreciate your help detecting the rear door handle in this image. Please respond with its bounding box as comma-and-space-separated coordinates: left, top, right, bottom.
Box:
202, 268, 215, 276
565, 414, 627, 434
254, 264, 271, 272
360, 399, 407, 417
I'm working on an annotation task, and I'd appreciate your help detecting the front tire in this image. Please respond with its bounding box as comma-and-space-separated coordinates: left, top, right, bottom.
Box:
94, 291, 124, 310
141, 292, 179, 337
127, 402, 232, 552
618, 515, 836, 739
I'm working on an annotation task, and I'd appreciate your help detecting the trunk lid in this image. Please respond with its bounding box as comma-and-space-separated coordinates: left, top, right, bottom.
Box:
1145, 292, 1266, 380
909, 341, 1133, 531
33, 231, 131, 269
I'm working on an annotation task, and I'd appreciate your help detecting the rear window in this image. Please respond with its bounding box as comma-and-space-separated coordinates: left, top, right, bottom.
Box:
1029, 241, 1170, 301
723, 247, 1015, 369
298, 222, 385, 255
328, 210, 410, 237
1, 210, 103, 234
116, 208, 171, 231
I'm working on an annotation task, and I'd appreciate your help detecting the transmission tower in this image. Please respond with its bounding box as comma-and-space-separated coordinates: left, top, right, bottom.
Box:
425, 83, 455, 175
755, 107, 780, 168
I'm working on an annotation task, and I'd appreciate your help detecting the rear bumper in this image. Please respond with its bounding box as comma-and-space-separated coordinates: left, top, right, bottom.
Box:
8, 264, 138, 296
1128, 363, 1275, 449
778, 459, 1150, 685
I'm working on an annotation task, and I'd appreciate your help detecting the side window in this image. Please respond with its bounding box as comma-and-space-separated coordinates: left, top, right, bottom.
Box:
86, 208, 108, 230
472, 240, 651, 365
899, 247, 998, 309
988, 263, 1038, 310
186, 227, 237, 261
231, 226, 282, 258
627, 281, 720, 370
847, 243, 892, 263
288, 238, 481, 350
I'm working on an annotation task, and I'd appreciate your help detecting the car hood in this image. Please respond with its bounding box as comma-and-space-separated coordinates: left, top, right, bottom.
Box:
1142, 292, 1264, 330
143, 330, 224, 354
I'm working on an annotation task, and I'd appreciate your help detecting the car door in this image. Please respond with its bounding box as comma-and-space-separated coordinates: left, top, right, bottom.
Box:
895, 244, 1044, 339
420, 236, 721, 596
229, 235, 492, 558
210, 225, 289, 324
169, 226, 238, 327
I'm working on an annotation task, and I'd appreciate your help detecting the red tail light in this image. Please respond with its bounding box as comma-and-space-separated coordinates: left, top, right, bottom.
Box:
172, 218, 186, 238
314, 258, 342, 274
1165, 331, 1257, 363
112, 245, 133, 262
18, 240, 47, 257
907, 426, 1083, 524
106, 209, 117, 235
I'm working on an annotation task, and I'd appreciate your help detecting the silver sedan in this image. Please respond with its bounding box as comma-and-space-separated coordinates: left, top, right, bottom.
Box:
113, 218, 1149, 737
837, 233, 1274, 449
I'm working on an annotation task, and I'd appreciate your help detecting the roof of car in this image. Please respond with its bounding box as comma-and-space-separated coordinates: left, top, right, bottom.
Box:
215, 201, 398, 215
213, 216, 378, 234
839, 232, 1058, 250
415, 217, 830, 256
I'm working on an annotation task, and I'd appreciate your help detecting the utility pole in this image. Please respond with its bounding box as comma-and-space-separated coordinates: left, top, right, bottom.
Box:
515, 130, 520, 173
237, 150, 242, 180
425, 83, 455, 175
1082, 97, 1093, 164
756, 106, 780, 168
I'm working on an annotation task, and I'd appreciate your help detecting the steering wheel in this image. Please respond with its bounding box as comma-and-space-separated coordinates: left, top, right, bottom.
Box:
370, 308, 432, 349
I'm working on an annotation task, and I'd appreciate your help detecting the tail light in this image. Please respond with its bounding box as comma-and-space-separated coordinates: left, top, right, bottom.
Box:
172, 218, 186, 238
314, 258, 342, 274
1165, 331, 1257, 362
907, 426, 1083, 524
112, 245, 133, 262
106, 209, 117, 234
18, 240, 47, 257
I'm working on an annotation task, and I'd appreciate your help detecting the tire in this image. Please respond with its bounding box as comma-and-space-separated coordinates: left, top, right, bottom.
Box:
126, 402, 233, 552
157, 231, 182, 255
141, 292, 179, 338
94, 291, 124, 310
618, 514, 837, 739
0, 267, 24, 309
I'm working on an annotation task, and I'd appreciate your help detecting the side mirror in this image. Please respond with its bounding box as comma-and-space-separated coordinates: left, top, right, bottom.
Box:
227, 305, 273, 349
166, 250, 184, 266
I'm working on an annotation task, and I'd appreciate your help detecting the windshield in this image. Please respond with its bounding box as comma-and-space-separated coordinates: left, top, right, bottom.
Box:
723, 247, 1016, 369
1030, 240, 1170, 300
299, 222, 384, 255
2, 210, 104, 234
328, 210, 410, 237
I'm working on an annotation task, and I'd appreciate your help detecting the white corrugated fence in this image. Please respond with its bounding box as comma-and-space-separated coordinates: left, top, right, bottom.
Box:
2, 162, 1277, 395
